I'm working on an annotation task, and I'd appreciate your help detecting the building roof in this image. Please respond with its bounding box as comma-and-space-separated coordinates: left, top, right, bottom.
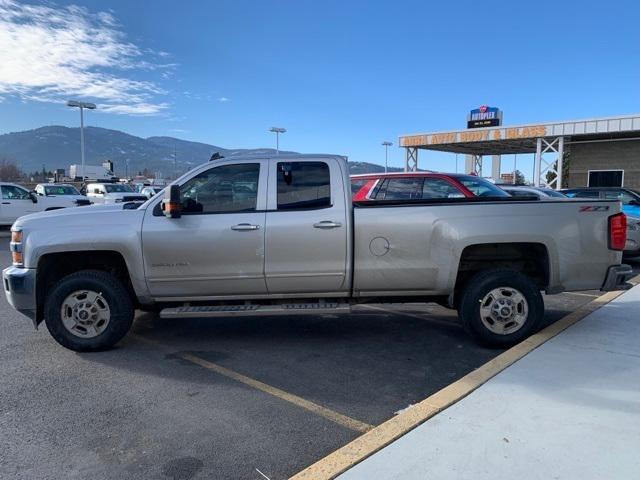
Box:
399, 113, 640, 155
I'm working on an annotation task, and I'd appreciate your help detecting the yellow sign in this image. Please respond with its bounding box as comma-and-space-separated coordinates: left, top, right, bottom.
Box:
400, 125, 547, 147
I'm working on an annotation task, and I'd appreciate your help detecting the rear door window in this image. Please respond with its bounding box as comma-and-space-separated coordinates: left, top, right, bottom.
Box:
422, 178, 465, 199
381, 178, 424, 200
277, 161, 331, 210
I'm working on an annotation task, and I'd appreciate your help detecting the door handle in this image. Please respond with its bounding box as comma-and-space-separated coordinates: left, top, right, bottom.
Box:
231, 223, 260, 231
2, 202, 10, 205
313, 221, 342, 229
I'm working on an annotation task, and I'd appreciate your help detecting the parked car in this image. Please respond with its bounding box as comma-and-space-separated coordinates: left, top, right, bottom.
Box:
85, 183, 148, 204
501, 185, 568, 199
562, 187, 640, 256
35, 183, 91, 205
140, 186, 164, 199
0, 182, 86, 226
3, 154, 632, 352
351, 172, 510, 201
561, 187, 640, 217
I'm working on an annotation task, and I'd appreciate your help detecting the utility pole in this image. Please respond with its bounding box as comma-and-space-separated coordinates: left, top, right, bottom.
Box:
269, 127, 286, 154
67, 100, 97, 180
381, 141, 393, 173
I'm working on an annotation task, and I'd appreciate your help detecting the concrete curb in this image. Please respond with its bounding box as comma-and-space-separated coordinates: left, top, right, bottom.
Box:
290, 278, 640, 480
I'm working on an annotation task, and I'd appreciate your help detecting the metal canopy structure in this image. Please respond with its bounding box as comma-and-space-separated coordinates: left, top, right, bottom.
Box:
399, 114, 640, 189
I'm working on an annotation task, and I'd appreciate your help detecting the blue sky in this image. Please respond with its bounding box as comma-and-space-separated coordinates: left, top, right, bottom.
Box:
1, 0, 639, 179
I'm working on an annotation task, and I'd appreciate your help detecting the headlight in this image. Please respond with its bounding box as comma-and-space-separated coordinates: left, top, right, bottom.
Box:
10, 227, 23, 266
115, 198, 123, 203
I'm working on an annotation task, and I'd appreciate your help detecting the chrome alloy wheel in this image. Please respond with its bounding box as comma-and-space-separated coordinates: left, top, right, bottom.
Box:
479, 287, 529, 335
60, 290, 111, 338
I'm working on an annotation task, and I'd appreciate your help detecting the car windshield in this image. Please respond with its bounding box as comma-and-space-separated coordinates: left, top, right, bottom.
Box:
540, 189, 566, 198
44, 185, 80, 195
104, 184, 133, 193
457, 176, 509, 197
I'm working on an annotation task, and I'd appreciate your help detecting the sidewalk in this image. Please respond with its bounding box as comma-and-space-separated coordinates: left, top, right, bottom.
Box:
338, 285, 640, 480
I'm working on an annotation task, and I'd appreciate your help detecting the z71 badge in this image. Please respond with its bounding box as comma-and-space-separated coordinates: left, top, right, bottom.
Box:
579, 206, 610, 212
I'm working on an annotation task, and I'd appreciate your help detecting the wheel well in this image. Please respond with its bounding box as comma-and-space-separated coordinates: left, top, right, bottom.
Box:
36, 251, 136, 323
455, 243, 549, 299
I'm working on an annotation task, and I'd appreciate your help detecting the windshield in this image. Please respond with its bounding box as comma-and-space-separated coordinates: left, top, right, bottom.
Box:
44, 185, 80, 195
104, 184, 134, 193
540, 189, 567, 198
457, 176, 510, 197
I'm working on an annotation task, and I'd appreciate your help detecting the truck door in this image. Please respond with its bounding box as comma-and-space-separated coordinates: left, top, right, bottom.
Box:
141, 160, 268, 299
0, 185, 38, 224
264, 158, 348, 294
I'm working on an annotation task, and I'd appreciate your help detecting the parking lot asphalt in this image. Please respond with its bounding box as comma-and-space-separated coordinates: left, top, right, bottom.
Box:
1, 238, 638, 480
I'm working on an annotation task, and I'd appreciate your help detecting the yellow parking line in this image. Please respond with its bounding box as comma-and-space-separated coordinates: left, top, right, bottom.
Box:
290, 280, 639, 480
132, 334, 373, 434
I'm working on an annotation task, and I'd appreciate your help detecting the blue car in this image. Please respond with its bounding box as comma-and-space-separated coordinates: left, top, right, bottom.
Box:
561, 187, 640, 217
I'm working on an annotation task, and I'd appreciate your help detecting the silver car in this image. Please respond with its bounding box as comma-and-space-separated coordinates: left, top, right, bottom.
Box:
501, 185, 568, 199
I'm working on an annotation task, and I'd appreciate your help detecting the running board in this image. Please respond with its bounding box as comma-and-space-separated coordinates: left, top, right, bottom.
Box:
159, 302, 351, 319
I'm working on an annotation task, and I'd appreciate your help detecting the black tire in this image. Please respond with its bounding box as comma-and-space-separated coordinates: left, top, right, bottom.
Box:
458, 269, 543, 347
44, 270, 134, 352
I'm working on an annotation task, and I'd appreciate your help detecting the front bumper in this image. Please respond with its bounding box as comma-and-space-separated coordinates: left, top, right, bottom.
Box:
3, 266, 37, 326
601, 264, 634, 292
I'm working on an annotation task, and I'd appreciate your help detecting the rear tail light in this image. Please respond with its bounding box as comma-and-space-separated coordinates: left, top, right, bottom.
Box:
608, 213, 627, 251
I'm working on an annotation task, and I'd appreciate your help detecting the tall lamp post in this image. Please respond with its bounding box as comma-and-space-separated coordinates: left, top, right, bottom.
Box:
67, 100, 96, 180
381, 141, 393, 173
269, 127, 286, 154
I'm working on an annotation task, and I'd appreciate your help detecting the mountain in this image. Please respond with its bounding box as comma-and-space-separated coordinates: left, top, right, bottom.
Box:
0, 125, 396, 177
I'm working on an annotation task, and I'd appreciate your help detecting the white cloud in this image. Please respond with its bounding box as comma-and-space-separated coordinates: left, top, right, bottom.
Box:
217, 96, 230, 103
0, 0, 171, 115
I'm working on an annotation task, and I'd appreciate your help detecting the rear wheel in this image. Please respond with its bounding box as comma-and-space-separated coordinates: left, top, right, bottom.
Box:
458, 269, 543, 347
44, 270, 134, 352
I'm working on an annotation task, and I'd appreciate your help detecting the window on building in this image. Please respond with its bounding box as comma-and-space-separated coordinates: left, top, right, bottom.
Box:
588, 170, 623, 187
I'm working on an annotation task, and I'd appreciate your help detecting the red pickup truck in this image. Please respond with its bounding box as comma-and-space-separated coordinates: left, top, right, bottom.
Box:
350, 172, 510, 201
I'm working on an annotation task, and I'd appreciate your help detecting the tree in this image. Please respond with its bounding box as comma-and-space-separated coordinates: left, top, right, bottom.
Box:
545, 150, 570, 188
514, 170, 526, 185
0, 157, 23, 182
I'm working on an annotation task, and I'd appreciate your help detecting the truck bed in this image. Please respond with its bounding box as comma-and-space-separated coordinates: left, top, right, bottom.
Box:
352, 198, 621, 296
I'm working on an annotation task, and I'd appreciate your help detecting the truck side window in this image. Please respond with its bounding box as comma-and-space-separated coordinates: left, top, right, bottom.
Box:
180, 163, 260, 214
277, 162, 330, 210
422, 178, 465, 199
383, 178, 424, 200
2, 185, 30, 200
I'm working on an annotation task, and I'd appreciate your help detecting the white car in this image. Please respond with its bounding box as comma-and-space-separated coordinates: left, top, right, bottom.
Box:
140, 186, 164, 199
35, 183, 91, 206
85, 183, 148, 204
0, 182, 82, 226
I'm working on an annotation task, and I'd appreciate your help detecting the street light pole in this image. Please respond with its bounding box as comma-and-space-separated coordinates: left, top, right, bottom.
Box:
269, 127, 286, 155
67, 100, 96, 180
381, 141, 393, 173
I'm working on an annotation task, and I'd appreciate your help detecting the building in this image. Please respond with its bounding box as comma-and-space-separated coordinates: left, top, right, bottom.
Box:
399, 113, 640, 190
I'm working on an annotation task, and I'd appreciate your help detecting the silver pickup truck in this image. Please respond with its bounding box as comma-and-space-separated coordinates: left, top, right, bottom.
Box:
3, 154, 633, 352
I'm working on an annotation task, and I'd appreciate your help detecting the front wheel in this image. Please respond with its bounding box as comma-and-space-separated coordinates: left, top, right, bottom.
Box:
458, 269, 543, 347
44, 270, 134, 352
